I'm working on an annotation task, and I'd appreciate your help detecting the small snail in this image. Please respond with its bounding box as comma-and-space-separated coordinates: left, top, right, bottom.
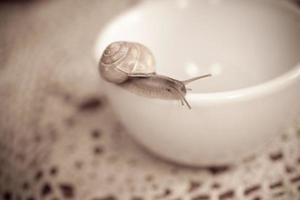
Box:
99, 41, 211, 109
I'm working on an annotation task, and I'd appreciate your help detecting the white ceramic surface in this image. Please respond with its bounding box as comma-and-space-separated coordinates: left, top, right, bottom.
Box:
95, 0, 300, 166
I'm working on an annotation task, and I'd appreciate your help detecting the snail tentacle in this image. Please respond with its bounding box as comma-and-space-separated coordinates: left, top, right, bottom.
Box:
171, 85, 192, 109
182, 74, 212, 85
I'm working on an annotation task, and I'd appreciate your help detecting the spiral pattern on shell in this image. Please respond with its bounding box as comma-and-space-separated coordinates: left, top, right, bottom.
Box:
99, 41, 156, 84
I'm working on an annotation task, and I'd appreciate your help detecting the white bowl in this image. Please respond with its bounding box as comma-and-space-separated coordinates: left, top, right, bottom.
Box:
95, 0, 300, 166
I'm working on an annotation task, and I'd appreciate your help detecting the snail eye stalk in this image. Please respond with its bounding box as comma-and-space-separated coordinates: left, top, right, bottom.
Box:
182, 74, 212, 85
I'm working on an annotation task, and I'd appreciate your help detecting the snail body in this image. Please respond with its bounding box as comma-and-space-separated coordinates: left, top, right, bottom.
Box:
99, 41, 211, 109
120, 74, 211, 109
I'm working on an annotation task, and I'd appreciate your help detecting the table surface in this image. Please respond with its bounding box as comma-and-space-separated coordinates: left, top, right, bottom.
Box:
0, 0, 300, 199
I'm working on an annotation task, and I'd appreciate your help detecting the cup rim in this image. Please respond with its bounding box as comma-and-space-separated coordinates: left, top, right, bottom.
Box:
187, 65, 300, 104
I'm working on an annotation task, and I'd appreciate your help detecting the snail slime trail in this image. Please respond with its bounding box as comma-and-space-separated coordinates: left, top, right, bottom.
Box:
99, 41, 211, 109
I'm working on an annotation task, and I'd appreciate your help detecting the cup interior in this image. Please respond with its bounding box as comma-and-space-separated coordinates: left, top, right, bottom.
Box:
95, 0, 300, 93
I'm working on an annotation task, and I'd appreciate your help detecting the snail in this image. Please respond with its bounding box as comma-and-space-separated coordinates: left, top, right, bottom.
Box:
99, 41, 211, 109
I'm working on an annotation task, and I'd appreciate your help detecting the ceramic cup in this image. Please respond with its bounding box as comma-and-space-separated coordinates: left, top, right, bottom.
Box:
95, 0, 300, 166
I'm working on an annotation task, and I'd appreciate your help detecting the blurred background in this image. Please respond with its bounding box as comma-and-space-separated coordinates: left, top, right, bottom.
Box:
0, 0, 300, 199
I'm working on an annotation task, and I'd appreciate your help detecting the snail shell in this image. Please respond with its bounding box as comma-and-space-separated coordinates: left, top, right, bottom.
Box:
99, 41, 156, 84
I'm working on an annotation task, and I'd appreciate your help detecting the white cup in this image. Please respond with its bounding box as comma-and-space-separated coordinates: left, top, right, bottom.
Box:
95, 0, 300, 166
